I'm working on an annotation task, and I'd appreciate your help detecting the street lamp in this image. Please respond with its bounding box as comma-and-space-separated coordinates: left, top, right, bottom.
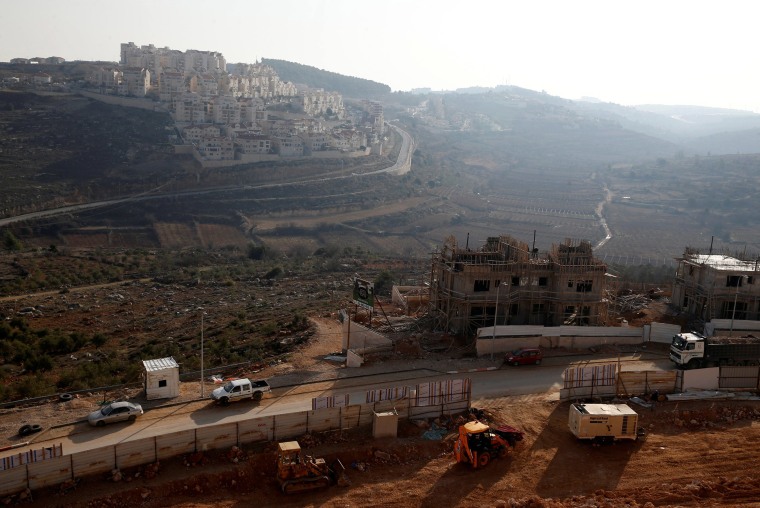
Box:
199, 308, 206, 398
729, 275, 747, 337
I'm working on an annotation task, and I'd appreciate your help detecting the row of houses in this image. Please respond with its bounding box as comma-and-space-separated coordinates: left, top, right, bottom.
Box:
426, 233, 760, 336
181, 121, 367, 160
100, 44, 347, 119
7, 43, 384, 163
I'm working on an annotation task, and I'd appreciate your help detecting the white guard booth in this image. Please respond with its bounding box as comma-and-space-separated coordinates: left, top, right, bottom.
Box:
142, 357, 180, 400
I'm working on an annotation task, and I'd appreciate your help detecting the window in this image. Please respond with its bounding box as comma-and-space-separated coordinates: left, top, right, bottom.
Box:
531, 303, 545, 314
494, 279, 501, 288
538, 277, 548, 287
511, 276, 520, 287
580, 306, 591, 325
723, 301, 747, 320
474, 279, 490, 292
158, 380, 167, 388
576, 280, 593, 292
727, 275, 744, 287
748, 276, 755, 285
567, 279, 574, 288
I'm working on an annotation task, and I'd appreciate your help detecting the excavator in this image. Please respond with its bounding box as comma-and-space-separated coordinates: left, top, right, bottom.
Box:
453, 420, 523, 469
276, 441, 347, 494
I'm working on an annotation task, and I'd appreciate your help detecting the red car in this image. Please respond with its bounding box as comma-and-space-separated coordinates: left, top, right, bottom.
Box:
504, 348, 543, 366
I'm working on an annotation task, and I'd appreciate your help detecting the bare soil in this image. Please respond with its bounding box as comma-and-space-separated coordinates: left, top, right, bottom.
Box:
4, 310, 760, 507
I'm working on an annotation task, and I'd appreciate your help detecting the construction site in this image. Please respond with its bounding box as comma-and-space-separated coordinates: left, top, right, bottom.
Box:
673, 251, 760, 328
429, 235, 609, 335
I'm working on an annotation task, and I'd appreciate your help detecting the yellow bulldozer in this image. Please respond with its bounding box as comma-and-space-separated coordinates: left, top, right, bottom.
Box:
276, 441, 347, 494
453, 420, 523, 469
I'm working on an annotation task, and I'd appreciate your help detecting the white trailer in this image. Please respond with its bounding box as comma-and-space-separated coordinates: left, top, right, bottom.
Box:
568, 403, 639, 442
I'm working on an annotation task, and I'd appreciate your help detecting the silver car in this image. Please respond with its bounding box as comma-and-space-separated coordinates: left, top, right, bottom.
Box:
87, 401, 144, 426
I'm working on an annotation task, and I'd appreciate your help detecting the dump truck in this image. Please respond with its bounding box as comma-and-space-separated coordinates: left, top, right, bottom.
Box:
210, 378, 270, 405
276, 441, 346, 494
669, 331, 760, 369
568, 403, 639, 443
453, 420, 523, 469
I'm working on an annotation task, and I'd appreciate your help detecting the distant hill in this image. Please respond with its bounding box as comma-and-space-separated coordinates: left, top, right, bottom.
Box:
684, 127, 760, 155
405, 84, 760, 155
570, 101, 760, 151
438, 92, 678, 165
261, 58, 391, 99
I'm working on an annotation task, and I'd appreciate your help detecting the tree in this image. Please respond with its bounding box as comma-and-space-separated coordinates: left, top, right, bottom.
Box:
247, 242, 267, 260
373, 271, 395, 297
3, 231, 21, 251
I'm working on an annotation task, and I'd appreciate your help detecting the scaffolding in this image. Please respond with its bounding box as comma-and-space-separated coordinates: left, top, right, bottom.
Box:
430, 235, 608, 335
673, 252, 760, 325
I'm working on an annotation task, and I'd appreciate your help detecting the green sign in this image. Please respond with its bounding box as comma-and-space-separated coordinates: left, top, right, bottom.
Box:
352, 278, 374, 310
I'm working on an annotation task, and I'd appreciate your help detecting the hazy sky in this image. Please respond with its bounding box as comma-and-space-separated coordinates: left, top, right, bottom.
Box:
2, 0, 759, 112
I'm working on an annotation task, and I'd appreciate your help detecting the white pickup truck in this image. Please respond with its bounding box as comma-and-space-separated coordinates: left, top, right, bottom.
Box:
210, 378, 270, 405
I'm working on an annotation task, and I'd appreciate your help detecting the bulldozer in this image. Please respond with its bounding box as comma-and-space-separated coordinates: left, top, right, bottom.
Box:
276, 441, 347, 494
453, 420, 523, 469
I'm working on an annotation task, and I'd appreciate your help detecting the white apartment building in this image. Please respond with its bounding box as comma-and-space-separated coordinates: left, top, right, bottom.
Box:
118, 67, 150, 97
159, 71, 186, 103
300, 88, 345, 119
239, 98, 267, 124
235, 134, 271, 154
273, 135, 304, 157
197, 73, 219, 99
175, 93, 207, 124
211, 95, 241, 125
196, 137, 234, 160
182, 124, 221, 143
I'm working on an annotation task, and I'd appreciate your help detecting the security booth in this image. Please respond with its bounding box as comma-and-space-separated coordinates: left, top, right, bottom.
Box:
142, 357, 180, 400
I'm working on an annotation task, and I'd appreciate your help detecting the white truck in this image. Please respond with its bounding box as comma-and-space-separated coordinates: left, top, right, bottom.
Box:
210, 378, 270, 405
670, 331, 760, 369
568, 403, 639, 443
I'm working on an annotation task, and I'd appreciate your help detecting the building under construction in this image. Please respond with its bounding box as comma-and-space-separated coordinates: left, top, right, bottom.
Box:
430, 235, 608, 335
672, 252, 760, 323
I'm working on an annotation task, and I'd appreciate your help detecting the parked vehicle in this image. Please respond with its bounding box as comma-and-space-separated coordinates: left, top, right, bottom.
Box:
453, 420, 523, 469
18, 423, 42, 436
276, 441, 347, 494
88, 401, 143, 426
568, 403, 639, 443
670, 331, 760, 369
210, 378, 270, 405
504, 347, 543, 366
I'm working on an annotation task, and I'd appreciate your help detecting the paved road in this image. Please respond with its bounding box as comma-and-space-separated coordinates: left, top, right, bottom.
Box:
0, 124, 415, 228
1, 352, 671, 458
